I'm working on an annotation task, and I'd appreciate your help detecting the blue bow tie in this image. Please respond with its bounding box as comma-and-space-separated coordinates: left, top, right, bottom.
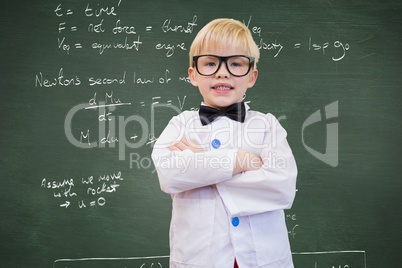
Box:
199, 102, 246, 126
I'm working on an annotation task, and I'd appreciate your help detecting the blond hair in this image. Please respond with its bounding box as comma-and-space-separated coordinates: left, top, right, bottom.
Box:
189, 18, 260, 68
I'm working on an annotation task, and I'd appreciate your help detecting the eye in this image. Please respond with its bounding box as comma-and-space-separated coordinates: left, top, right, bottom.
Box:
198, 56, 219, 67
205, 61, 216, 67
230, 61, 242, 67
228, 57, 248, 68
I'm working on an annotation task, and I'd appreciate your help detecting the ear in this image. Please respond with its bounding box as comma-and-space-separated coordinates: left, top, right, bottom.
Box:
188, 67, 198, 87
247, 69, 258, 88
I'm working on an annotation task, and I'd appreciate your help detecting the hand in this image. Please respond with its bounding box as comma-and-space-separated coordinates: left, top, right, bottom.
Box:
168, 138, 205, 153
233, 150, 263, 175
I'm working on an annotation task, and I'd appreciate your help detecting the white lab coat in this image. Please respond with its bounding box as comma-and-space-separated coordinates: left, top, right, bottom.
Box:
152, 104, 297, 268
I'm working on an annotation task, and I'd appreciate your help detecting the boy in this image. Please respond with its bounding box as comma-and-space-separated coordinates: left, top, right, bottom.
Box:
152, 18, 297, 268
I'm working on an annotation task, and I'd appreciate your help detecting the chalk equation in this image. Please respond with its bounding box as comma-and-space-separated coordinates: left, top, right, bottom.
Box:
52, 1, 350, 60
54, 0, 195, 56
41, 170, 124, 209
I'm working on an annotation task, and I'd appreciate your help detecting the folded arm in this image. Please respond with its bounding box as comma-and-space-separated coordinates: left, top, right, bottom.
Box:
151, 116, 234, 194
216, 115, 297, 216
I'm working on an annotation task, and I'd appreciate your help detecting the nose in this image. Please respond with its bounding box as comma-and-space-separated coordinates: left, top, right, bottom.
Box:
215, 60, 230, 78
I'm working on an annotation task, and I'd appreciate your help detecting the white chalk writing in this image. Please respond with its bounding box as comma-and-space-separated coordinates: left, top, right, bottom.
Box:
41, 171, 124, 209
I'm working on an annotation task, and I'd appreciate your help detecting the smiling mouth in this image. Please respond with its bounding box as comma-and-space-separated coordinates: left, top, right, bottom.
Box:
212, 86, 233, 91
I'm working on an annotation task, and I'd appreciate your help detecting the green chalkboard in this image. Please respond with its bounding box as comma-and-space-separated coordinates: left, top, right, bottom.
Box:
1, 0, 401, 267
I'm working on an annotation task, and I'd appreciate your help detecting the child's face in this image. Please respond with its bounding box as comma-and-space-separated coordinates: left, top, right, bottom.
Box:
188, 44, 258, 110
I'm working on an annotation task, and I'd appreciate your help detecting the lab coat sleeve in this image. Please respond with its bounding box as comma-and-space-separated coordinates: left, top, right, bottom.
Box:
151, 114, 237, 194
216, 114, 297, 216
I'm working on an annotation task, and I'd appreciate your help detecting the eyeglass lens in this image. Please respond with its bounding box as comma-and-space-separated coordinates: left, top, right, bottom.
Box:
196, 55, 252, 77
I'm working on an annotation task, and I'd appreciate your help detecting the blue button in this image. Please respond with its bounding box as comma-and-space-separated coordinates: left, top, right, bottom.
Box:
231, 217, 240, 227
212, 139, 221, 149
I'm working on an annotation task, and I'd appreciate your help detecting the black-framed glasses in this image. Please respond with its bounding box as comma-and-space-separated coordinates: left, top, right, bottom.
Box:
193, 54, 255, 77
